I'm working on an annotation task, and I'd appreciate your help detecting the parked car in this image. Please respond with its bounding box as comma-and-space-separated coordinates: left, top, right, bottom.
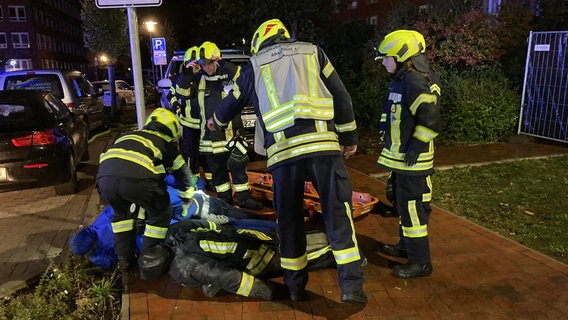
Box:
91, 80, 136, 112
0, 90, 89, 195
118, 77, 159, 105
0, 69, 108, 138
157, 50, 257, 154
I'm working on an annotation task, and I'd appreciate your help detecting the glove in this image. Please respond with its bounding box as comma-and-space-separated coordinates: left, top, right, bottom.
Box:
172, 101, 181, 110
404, 148, 419, 166
379, 131, 385, 143
181, 202, 191, 218
227, 149, 249, 171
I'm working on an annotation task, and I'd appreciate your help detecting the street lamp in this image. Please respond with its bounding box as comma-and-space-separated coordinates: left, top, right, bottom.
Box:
144, 21, 157, 85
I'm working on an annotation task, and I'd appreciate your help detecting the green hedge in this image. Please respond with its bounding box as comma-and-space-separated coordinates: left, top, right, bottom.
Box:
438, 68, 520, 143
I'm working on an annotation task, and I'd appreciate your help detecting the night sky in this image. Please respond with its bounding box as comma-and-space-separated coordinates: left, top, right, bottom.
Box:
138, 1, 195, 48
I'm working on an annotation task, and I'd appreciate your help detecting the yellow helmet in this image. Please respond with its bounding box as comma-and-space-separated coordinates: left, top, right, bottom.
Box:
376, 29, 423, 62
197, 41, 221, 64
183, 46, 199, 65
145, 108, 182, 140
409, 30, 426, 53
250, 18, 290, 55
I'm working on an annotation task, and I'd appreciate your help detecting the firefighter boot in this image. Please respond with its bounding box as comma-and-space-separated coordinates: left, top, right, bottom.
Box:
114, 230, 137, 272
236, 191, 262, 210
217, 190, 233, 205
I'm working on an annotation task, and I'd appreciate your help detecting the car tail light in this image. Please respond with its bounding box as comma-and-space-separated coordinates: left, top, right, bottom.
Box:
65, 102, 75, 109
11, 130, 57, 147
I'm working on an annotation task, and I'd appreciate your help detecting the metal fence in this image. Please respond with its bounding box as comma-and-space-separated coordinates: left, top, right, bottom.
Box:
519, 31, 568, 143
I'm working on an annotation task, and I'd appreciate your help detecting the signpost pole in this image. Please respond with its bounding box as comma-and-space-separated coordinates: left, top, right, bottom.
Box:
96, 0, 163, 128
127, 7, 146, 129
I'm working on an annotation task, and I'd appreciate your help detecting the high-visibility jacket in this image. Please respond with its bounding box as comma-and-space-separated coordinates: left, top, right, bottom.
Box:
97, 128, 194, 201
377, 66, 442, 175
196, 60, 241, 154
168, 69, 200, 129
212, 41, 357, 170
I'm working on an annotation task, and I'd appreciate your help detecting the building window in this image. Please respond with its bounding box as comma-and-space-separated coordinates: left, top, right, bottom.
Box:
0, 6, 4, 22
8, 5, 26, 22
0, 33, 6, 49
369, 16, 377, 26
348, 0, 358, 9
5, 59, 33, 72
419, 5, 430, 14
367, 0, 377, 3
12, 32, 30, 48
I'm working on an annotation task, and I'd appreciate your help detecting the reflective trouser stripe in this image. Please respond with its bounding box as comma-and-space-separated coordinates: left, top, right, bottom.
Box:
216, 181, 231, 193
112, 219, 134, 233
143, 224, 168, 239
401, 200, 428, 238
281, 253, 308, 271
236, 273, 254, 297
233, 182, 249, 192
307, 245, 332, 261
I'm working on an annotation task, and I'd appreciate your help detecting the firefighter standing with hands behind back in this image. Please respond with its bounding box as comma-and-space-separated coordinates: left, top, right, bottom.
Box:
208, 18, 367, 304
375, 29, 442, 278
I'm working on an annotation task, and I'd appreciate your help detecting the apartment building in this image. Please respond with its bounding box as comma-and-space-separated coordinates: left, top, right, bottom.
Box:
0, 0, 89, 74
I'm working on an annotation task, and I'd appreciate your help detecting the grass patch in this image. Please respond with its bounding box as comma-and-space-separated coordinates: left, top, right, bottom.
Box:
431, 156, 568, 264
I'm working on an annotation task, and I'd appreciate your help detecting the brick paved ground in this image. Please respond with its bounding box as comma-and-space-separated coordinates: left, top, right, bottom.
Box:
125, 145, 568, 320
2, 124, 568, 319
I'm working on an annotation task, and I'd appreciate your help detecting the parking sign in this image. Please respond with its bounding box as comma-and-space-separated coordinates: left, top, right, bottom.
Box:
152, 38, 167, 66
96, 0, 162, 8
152, 38, 166, 51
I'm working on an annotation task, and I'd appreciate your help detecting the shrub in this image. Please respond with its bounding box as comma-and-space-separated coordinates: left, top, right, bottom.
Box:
0, 254, 121, 320
439, 67, 520, 143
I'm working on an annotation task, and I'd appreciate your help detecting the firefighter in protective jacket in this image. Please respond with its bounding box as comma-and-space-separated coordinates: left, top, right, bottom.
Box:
97, 108, 194, 274
375, 29, 442, 279
194, 41, 262, 210
168, 46, 202, 174
207, 19, 366, 304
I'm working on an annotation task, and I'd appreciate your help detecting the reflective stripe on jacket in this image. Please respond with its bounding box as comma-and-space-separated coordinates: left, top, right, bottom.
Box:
250, 42, 334, 133
97, 129, 194, 200
377, 68, 442, 175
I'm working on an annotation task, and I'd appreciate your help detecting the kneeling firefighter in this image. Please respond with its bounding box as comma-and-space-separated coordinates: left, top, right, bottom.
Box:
97, 108, 194, 275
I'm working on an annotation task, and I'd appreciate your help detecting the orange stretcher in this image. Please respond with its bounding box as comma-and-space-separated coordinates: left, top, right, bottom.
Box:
247, 171, 378, 220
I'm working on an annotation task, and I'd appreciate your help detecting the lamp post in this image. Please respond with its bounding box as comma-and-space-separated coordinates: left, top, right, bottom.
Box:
94, 56, 99, 81
144, 21, 157, 85
99, 54, 109, 80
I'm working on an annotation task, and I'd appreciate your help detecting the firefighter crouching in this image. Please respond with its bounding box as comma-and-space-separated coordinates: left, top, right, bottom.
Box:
96, 108, 194, 277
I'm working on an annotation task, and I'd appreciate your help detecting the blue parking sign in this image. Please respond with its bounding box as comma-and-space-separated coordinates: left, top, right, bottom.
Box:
152, 38, 166, 51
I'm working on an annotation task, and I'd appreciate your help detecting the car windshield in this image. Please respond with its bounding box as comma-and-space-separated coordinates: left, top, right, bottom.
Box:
2, 75, 65, 100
